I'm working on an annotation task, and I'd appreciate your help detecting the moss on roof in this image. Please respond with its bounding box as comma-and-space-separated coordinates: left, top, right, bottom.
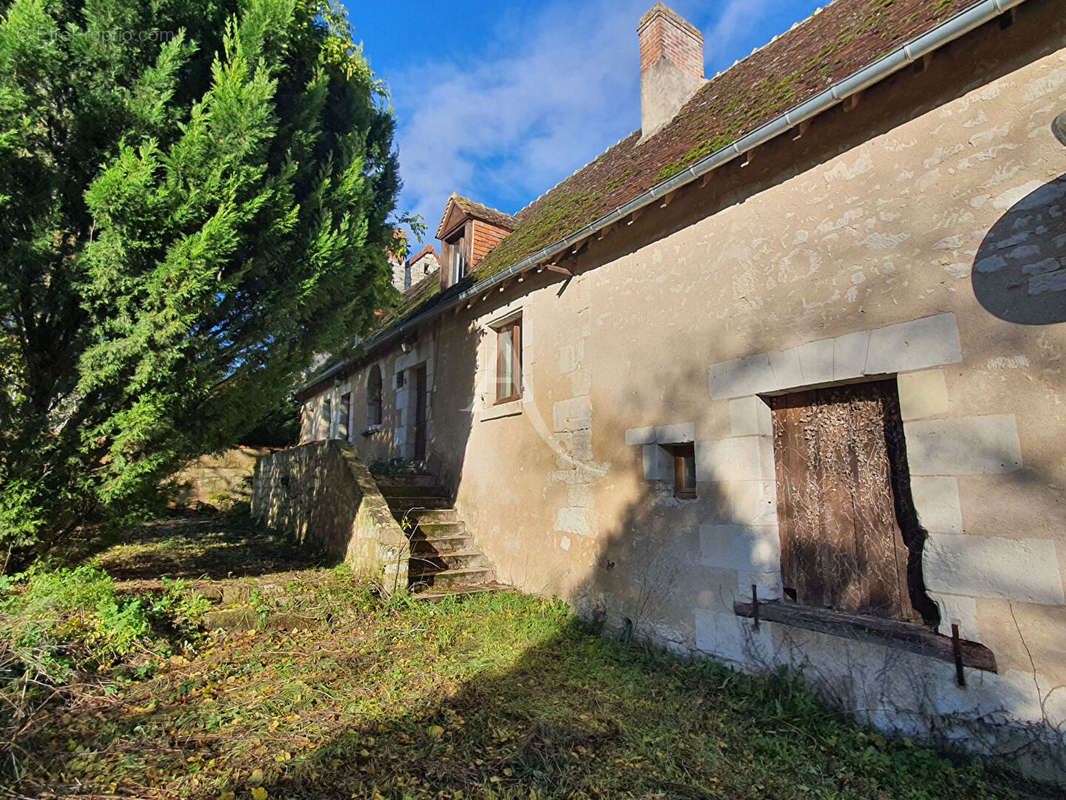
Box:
452, 195, 516, 231
437, 193, 517, 238
377, 268, 453, 329
475, 0, 977, 276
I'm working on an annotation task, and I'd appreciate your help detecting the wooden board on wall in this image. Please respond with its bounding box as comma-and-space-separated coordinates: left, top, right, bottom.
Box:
769, 380, 918, 622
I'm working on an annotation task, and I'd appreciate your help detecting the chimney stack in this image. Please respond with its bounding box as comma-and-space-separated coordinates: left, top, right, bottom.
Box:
638, 3, 705, 140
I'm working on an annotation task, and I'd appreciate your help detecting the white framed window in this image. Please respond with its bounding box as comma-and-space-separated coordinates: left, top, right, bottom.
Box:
320, 397, 332, 439
494, 316, 521, 403
447, 230, 466, 283
367, 365, 382, 427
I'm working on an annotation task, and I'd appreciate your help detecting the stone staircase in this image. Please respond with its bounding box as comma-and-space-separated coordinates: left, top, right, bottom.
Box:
373, 469, 509, 600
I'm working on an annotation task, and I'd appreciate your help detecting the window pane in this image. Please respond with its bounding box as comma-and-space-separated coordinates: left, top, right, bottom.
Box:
368, 365, 382, 425
513, 322, 521, 392
450, 237, 465, 282
683, 452, 696, 489
338, 393, 350, 439
497, 326, 514, 399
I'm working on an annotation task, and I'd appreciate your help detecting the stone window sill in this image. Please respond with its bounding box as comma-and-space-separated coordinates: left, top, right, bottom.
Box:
361, 424, 383, 437
733, 599, 996, 673
480, 399, 523, 422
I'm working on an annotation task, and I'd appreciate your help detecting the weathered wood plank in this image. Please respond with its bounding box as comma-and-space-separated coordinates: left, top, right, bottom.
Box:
769, 381, 921, 621
733, 599, 997, 673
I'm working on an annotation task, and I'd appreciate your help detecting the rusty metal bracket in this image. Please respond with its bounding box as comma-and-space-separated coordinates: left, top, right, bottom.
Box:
952, 623, 966, 687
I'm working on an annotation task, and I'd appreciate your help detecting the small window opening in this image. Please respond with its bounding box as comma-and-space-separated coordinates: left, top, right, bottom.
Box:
396, 371, 405, 389
665, 443, 696, 499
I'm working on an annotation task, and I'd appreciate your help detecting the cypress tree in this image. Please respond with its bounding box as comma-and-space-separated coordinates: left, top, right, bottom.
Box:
0, 0, 401, 557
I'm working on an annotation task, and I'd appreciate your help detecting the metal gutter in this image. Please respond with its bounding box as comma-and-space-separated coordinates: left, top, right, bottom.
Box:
303, 0, 1025, 393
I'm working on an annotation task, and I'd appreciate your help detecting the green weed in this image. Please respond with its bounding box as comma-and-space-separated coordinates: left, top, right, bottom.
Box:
1, 519, 1055, 799
0, 564, 154, 682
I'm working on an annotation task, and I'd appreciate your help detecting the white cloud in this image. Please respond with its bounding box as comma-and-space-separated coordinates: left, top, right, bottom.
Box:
390, 0, 783, 240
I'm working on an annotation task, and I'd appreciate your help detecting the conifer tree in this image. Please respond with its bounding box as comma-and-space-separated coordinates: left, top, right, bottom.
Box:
0, 0, 401, 556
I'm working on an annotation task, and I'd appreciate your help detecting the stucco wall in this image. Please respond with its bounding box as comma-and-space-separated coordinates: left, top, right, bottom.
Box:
299, 4, 1066, 778
251, 440, 408, 595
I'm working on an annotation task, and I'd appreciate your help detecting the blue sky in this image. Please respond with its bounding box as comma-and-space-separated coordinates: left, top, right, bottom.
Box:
345, 1, 827, 244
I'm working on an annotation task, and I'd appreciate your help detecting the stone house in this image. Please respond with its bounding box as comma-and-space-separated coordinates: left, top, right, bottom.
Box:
290, 0, 1066, 774
400, 244, 442, 292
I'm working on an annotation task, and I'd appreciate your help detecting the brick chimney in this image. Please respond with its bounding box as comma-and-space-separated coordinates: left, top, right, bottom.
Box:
638, 3, 705, 140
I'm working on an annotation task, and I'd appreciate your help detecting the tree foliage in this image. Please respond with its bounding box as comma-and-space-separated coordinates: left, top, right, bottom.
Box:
0, 0, 401, 556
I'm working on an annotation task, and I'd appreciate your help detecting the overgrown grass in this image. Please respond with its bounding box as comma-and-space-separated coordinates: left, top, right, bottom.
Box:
0, 565, 203, 683
0, 579, 1052, 797
0, 564, 213, 780
87, 512, 323, 581
0, 517, 1056, 798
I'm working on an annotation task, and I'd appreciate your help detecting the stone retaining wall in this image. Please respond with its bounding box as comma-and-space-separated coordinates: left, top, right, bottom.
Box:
171, 447, 269, 509
250, 440, 408, 595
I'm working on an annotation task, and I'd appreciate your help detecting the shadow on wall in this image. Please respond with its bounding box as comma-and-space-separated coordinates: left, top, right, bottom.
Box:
254, 181, 1066, 790
971, 174, 1066, 325
224, 360, 1064, 798
345, 301, 484, 501
169, 446, 269, 510
556, 358, 1066, 783
422, 297, 503, 500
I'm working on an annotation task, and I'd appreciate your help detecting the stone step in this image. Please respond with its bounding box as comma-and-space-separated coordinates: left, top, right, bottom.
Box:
386, 496, 454, 511
406, 508, 460, 524
408, 551, 487, 572
412, 521, 466, 537
378, 483, 449, 498
374, 473, 439, 488
409, 535, 472, 555
413, 583, 513, 602
408, 566, 496, 589
374, 466, 504, 603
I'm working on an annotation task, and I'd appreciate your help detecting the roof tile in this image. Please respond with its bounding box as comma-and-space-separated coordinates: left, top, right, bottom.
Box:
476, 0, 977, 275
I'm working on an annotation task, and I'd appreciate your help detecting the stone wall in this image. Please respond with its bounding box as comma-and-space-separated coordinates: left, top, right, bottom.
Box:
171, 447, 268, 509
251, 440, 408, 595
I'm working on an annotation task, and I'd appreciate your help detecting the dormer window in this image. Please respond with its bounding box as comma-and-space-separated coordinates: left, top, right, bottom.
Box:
435, 194, 516, 290
447, 230, 467, 283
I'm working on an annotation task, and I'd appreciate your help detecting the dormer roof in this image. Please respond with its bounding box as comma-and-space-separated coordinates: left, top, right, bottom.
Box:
435, 193, 517, 239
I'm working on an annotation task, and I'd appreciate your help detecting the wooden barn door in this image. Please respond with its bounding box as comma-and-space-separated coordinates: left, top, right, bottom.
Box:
769, 380, 918, 621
